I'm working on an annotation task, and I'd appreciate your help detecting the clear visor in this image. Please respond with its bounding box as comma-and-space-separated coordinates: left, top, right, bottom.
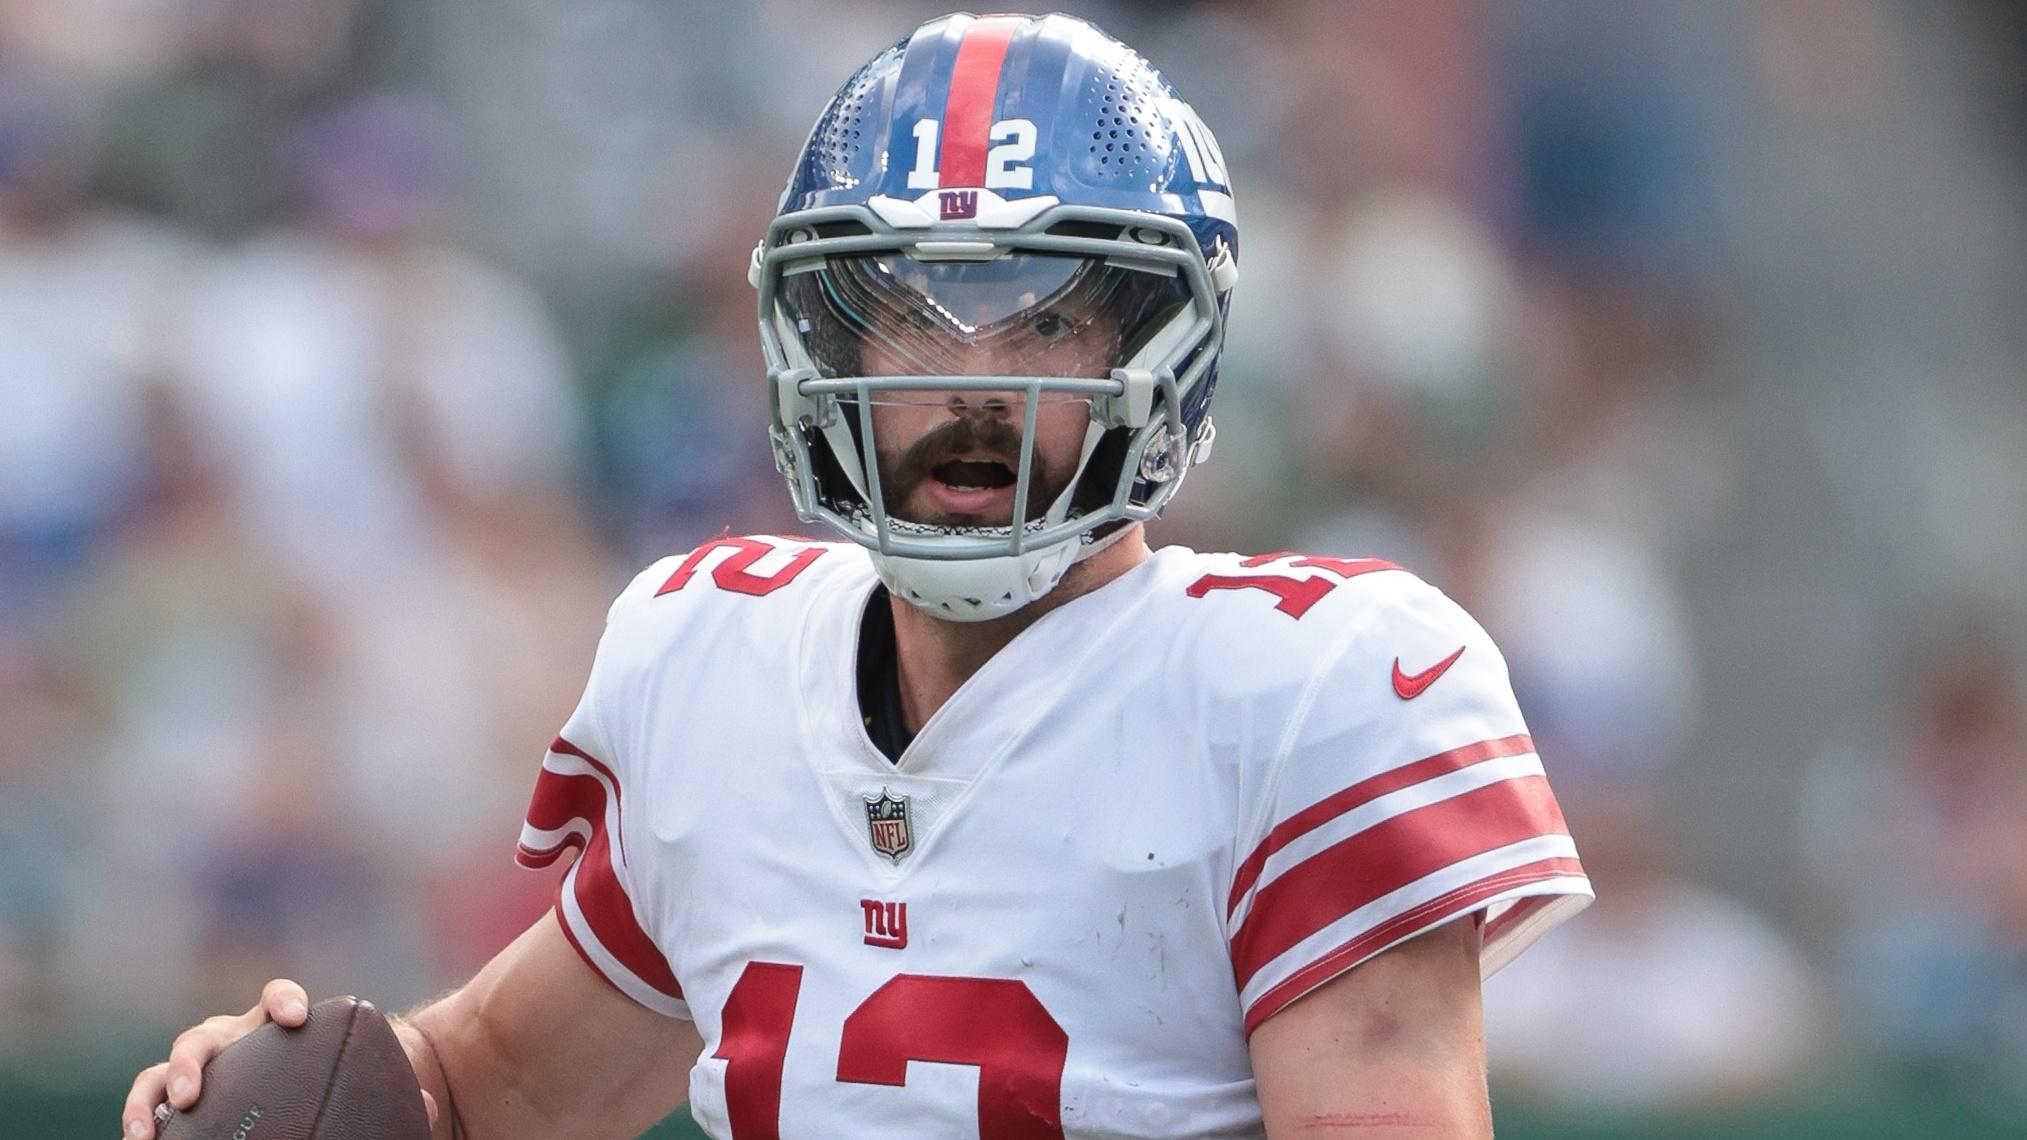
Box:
779, 251, 1191, 381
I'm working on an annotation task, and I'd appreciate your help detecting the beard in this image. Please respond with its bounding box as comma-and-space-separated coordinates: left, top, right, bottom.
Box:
875, 413, 1078, 528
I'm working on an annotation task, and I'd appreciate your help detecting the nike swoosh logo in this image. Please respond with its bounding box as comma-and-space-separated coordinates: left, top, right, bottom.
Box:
1392, 646, 1466, 700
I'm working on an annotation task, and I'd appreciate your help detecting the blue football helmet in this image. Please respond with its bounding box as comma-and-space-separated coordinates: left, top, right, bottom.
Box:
753, 11, 1238, 620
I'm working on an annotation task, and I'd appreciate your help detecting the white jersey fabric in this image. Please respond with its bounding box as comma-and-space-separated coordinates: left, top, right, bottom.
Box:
517, 536, 1591, 1139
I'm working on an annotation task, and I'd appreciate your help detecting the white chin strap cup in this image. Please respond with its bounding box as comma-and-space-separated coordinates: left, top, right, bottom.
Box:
871, 524, 1132, 622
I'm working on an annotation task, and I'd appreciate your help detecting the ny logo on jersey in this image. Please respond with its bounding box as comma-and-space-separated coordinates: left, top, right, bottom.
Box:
861, 899, 908, 949
864, 788, 913, 863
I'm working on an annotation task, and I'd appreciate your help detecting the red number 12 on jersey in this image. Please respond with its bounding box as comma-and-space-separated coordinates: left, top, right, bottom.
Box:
716, 961, 1069, 1139
1185, 552, 1401, 619
658, 537, 826, 599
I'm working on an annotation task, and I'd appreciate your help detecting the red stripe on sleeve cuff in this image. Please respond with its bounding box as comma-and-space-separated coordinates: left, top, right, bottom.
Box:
1230, 774, 1568, 990
1228, 734, 1537, 919
518, 736, 683, 1004
1241, 856, 1586, 1036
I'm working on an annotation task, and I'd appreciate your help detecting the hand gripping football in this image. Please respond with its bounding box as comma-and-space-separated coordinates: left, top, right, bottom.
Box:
156, 996, 432, 1140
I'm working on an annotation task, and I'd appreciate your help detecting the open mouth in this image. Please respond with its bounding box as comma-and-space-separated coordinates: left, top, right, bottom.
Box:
930, 458, 1016, 492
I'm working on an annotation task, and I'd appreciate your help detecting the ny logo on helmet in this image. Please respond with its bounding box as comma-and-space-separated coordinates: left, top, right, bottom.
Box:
938, 190, 979, 220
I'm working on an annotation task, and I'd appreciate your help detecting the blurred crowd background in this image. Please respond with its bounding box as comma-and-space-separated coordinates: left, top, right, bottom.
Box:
3, 0, 2026, 1135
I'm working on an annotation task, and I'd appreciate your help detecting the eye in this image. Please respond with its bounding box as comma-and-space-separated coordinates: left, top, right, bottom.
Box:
1032, 313, 1070, 341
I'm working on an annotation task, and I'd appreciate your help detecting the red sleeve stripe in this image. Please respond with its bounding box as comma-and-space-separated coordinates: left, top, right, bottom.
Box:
516, 831, 587, 868
937, 16, 1022, 187
558, 836, 686, 1009
1226, 750, 1549, 934
1237, 836, 1583, 1018
517, 766, 604, 866
523, 762, 605, 827
551, 892, 690, 1020
1230, 773, 1569, 990
516, 737, 629, 866
550, 735, 617, 791
515, 737, 685, 1011
1240, 856, 1587, 1035
1227, 734, 1537, 920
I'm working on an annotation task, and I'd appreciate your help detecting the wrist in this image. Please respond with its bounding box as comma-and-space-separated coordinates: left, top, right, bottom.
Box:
390, 1007, 455, 1140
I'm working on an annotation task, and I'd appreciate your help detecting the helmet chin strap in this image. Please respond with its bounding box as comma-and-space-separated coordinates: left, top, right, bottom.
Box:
870, 515, 1142, 624
1071, 518, 1137, 565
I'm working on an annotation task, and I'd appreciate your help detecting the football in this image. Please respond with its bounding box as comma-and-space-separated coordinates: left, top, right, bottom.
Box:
155, 997, 431, 1140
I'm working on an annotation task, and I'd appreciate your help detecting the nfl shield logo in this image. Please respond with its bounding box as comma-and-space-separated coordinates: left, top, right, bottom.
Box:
864, 787, 913, 862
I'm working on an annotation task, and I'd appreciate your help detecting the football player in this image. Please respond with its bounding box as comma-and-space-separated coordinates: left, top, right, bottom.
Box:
125, 13, 1590, 1139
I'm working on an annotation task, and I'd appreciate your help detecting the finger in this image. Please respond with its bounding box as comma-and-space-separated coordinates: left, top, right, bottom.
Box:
122, 1062, 171, 1140
421, 1088, 439, 1128
164, 1017, 234, 1108
259, 979, 310, 1026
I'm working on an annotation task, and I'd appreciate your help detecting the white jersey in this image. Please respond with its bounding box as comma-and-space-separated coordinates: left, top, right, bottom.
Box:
517, 536, 1591, 1139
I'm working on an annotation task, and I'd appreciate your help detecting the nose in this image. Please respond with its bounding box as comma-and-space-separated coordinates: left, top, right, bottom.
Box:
946, 393, 1014, 419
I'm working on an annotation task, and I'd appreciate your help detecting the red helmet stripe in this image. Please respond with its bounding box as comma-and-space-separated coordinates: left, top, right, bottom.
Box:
938, 16, 1022, 188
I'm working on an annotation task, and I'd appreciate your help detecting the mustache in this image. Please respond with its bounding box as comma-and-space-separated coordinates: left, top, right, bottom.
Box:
882, 414, 1024, 496
877, 413, 1067, 519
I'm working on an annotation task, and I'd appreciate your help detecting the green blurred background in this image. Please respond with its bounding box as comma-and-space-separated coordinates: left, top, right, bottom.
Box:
5, 0, 2027, 1136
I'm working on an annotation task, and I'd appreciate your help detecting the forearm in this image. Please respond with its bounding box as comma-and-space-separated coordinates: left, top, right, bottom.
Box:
386, 912, 700, 1140
392, 986, 579, 1140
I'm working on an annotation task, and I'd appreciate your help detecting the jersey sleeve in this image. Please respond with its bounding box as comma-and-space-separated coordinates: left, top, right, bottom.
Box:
1225, 573, 1592, 1035
515, 559, 691, 1019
